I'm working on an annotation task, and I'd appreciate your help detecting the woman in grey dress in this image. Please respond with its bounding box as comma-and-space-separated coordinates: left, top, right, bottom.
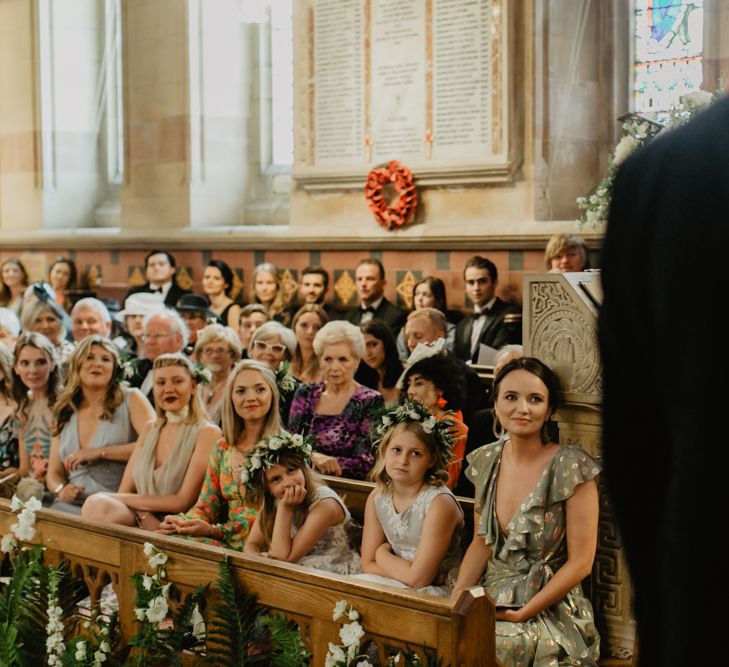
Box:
81, 353, 219, 530
452, 358, 601, 667
46, 335, 155, 514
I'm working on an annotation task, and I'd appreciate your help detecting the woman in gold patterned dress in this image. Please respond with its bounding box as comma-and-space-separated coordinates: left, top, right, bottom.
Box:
452, 357, 601, 666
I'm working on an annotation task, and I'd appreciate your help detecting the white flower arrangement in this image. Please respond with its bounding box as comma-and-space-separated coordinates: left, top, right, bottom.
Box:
134, 542, 171, 627
577, 89, 719, 229
6, 494, 42, 544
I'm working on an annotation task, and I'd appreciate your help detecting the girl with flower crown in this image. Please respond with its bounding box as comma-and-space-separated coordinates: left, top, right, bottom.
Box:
356, 400, 464, 596
157, 359, 283, 549
45, 335, 155, 514
81, 353, 219, 530
243, 432, 360, 574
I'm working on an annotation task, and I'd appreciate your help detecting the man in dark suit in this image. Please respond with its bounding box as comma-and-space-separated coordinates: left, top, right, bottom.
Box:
125, 250, 190, 309
454, 256, 521, 362
599, 96, 729, 667
343, 258, 406, 336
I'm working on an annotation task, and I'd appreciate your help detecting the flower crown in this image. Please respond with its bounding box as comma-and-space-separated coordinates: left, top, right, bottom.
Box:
369, 399, 455, 463
238, 432, 314, 493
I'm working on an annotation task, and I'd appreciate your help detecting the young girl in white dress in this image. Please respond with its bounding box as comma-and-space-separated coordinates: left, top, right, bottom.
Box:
243, 432, 360, 574
357, 400, 464, 596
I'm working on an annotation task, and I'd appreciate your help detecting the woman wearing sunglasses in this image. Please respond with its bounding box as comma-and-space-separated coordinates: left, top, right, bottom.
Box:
248, 321, 299, 426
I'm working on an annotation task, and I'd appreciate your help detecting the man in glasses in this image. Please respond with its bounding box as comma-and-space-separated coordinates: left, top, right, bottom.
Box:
125, 309, 188, 405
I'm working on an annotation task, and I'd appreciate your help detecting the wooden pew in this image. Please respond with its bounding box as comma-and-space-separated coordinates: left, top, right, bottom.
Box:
0, 500, 499, 666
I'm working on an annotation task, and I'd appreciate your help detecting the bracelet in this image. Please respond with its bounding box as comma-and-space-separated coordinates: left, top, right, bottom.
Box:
135, 511, 151, 527
53, 482, 65, 495
100, 449, 106, 459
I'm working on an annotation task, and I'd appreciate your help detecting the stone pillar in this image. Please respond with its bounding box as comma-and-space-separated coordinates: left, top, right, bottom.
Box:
0, 0, 42, 233
120, 0, 191, 231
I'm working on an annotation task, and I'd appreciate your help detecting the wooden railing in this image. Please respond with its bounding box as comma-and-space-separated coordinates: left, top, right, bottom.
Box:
0, 500, 500, 666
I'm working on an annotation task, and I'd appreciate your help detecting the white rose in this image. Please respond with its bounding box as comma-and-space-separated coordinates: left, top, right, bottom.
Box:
148, 552, 168, 568
10, 495, 23, 512
348, 608, 359, 621
74, 641, 87, 660
143, 542, 155, 556
250, 455, 261, 470
408, 410, 420, 420
382, 415, 392, 426
134, 608, 146, 621
100, 641, 110, 653
268, 438, 282, 451
11, 521, 35, 542
1, 534, 17, 553
422, 416, 436, 433
142, 574, 154, 591
613, 134, 637, 165
145, 596, 169, 624
325, 643, 346, 667
292, 434, 303, 446
94, 648, 108, 664
332, 599, 348, 621
24, 496, 42, 512
339, 620, 365, 648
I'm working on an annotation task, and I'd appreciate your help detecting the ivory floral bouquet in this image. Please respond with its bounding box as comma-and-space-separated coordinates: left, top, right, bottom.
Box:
577, 89, 717, 229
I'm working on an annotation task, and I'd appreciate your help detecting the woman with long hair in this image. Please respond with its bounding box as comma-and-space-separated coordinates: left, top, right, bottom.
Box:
361, 320, 402, 406
48, 257, 78, 312
250, 262, 289, 325
158, 359, 284, 550
0, 342, 19, 494
81, 353, 219, 530
1, 258, 29, 316
45, 335, 155, 514
11, 332, 63, 484
291, 304, 327, 383
202, 259, 241, 328
21, 297, 75, 367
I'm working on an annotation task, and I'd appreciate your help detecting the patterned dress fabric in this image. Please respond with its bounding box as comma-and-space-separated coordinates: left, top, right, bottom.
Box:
294, 485, 361, 574
367, 484, 464, 596
288, 382, 383, 480
21, 399, 54, 481
176, 439, 257, 551
0, 414, 19, 471
466, 440, 601, 667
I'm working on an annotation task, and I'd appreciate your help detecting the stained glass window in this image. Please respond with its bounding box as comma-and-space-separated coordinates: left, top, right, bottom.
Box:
633, 0, 704, 114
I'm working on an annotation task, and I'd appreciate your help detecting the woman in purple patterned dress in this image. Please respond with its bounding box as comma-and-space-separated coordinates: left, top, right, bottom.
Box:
288, 321, 383, 480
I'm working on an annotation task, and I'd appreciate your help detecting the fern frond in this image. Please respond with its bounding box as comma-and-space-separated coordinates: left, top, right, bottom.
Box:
258, 613, 311, 667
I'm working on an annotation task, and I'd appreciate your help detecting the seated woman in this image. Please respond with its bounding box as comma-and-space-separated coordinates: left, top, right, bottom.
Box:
45, 335, 155, 514
356, 400, 463, 596
12, 333, 63, 489
248, 321, 299, 424
244, 431, 360, 574
194, 323, 242, 425
361, 320, 402, 406
288, 321, 383, 480
81, 353, 219, 529
452, 357, 600, 666
21, 290, 75, 367
0, 257, 29, 316
291, 304, 327, 383
202, 259, 241, 329
0, 342, 19, 495
250, 262, 289, 326
399, 342, 468, 489
48, 256, 78, 313
397, 277, 458, 360
158, 359, 283, 550
545, 233, 590, 273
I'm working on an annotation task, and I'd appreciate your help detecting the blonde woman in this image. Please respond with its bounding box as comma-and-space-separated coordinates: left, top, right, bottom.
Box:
81, 353, 219, 530
158, 359, 284, 550
291, 304, 327, 383
45, 335, 155, 514
22, 297, 75, 367
250, 262, 289, 324
194, 323, 242, 424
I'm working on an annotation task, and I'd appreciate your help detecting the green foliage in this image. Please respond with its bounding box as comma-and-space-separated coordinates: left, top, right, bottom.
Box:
200, 558, 268, 666
0, 546, 49, 666
258, 613, 311, 667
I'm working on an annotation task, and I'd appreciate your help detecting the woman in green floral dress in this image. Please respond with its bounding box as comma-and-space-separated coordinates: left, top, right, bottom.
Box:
157, 360, 284, 550
453, 357, 601, 666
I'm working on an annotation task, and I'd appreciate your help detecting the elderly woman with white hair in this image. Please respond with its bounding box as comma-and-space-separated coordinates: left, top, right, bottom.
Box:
194, 323, 242, 424
288, 320, 383, 479
248, 320, 299, 425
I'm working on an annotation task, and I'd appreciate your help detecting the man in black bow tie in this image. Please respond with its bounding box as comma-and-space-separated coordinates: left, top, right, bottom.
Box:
454, 255, 521, 363
124, 250, 191, 309
343, 258, 406, 336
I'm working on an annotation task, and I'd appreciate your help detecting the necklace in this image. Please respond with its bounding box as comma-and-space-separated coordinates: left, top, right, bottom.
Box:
165, 405, 190, 423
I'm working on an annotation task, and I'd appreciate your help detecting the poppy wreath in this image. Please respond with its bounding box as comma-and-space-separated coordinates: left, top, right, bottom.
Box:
365, 160, 418, 230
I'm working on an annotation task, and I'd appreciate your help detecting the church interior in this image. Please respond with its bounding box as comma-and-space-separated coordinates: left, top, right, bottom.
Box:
1, 1, 727, 665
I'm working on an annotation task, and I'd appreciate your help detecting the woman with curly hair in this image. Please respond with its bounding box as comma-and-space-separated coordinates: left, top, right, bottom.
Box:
45, 335, 155, 514
398, 345, 468, 489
